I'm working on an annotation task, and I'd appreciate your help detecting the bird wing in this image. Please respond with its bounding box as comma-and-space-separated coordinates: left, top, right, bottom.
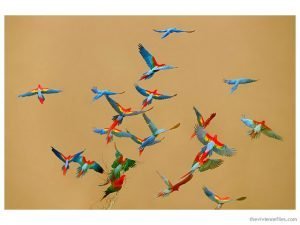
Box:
157, 171, 172, 188
212, 144, 236, 157
51, 147, 66, 163
173, 174, 193, 190
105, 95, 124, 115
93, 128, 108, 135
142, 113, 158, 135
70, 150, 85, 162
199, 159, 224, 172
153, 93, 177, 100
138, 44, 155, 69
135, 84, 149, 97
241, 116, 256, 128
125, 106, 153, 116
72, 155, 84, 166
262, 127, 283, 140
195, 125, 209, 145
193, 106, 205, 127
111, 129, 132, 138
161, 31, 171, 39
126, 130, 143, 145
18, 90, 37, 97
153, 29, 167, 33
123, 159, 136, 172
230, 81, 240, 93
89, 161, 104, 174
202, 186, 218, 203
91, 87, 98, 94
42, 88, 61, 94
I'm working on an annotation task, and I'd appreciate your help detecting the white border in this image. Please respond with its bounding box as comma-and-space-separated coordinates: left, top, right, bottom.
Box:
0, 1, 298, 225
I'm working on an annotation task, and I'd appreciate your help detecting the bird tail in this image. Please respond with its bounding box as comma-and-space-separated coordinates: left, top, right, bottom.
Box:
139, 148, 144, 156
180, 170, 192, 179
190, 131, 196, 139
141, 99, 148, 110
203, 113, 216, 128
106, 134, 113, 144
61, 165, 69, 176
98, 179, 110, 187
139, 75, 148, 81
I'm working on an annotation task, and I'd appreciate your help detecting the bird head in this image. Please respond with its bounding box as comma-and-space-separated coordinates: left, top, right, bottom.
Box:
37, 84, 43, 89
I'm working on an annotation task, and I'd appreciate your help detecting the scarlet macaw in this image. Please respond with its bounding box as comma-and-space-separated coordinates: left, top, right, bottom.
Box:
51, 147, 84, 176
195, 125, 236, 157
18, 84, 61, 104
101, 174, 126, 200
105, 95, 153, 143
202, 186, 247, 209
93, 128, 132, 144
241, 115, 282, 140
224, 78, 257, 93
153, 28, 195, 39
73, 155, 104, 178
157, 171, 193, 197
135, 84, 177, 109
91, 87, 125, 101
126, 113, 180, 156
191, 106, 216, 138
138, 44, 177, 81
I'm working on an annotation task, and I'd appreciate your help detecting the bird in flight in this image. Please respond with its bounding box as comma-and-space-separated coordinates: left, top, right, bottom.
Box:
51, 146, 84, 176
135, 84, 177, 109
241, 115, 282, 140
202, 186, 247, 209
93, 128, 132, 144
18, 84, 62, 104
127, 113, 180, 156
101, 174, 126, 200
73, 155, 104, 178
191, 106, 216, 138
153, 27, 195, 39
91, 87, 125, 101
138, 44, 177, 81
224, 78, 257, 93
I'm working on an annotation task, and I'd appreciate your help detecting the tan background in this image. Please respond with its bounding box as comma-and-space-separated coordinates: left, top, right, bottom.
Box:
5, 16, 295, 209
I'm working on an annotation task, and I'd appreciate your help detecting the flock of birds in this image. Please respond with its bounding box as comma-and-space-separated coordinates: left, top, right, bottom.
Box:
18, 27, 283, 209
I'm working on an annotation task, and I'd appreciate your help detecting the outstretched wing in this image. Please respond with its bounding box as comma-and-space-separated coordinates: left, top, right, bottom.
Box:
105, 95, 124, 115
138, 44, 155, 69
18, 90, 37, 97
195, 125, 209, 145
202, 186, 218, 203
126, 130, 143, 145
157, 171, 172, 188
173, 174, 193, 190
153, 29, 167, 33
199, 159, 224, 172
153, 93, 177, 100
241, 116, 256, 128
51, 147, 66, 163
135, 84, 149, 97
89, 161, 104, 174
111, 129, 132, 138
193, 106, 205, 127
142, 113, 158, 135
123, 159, 136, 171
72, 155, 84, 166
93, 128, 108, 135
262, 128, 283, 140
42, 88, 61, 94
125, 106, 153, 117
212, 144, 236, 157
70, 150, 85, 162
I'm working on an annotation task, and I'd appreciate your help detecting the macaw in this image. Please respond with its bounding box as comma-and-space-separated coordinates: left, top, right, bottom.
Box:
195, 125, 236, 157
91, 87, 125, 101
93, 128, 132, 144
241, 115, 282, 140
202, 186, 247, 209
18, 84, 61, 104
73, 155, 104, 178
51, 147, 84, 175
224, 78, 257, 93
101, 174, 126, 200
105, 95, 153, 143
181, 151, 223, 178
157, 171, 193, 197
127, 113, 180, 156
135, 84, 177, 109
153, 28, 195, 39
191, 106, 216, 138
138, 44, 177, 81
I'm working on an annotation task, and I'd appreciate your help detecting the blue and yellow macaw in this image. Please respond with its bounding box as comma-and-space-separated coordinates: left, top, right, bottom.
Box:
138, 44, 177, 81
51, 146, 84, 176
135, 84, 177, 109
18, 84, 61, 104
153, 28, 195, 39
127, 113, 180, 156
224, 78, 257, 93
202, 186, 247, 209
91, 87, 125, 101
93, 128, 132, 144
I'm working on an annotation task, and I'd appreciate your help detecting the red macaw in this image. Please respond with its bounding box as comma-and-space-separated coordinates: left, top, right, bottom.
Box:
101, 174, 126, 200
73, 156, 104, 178
191, 106, 216, 138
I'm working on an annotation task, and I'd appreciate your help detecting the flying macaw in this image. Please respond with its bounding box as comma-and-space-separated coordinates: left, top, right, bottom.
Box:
153, 28, 195, 39
127, 113, 180, 156
101, 174, 126, 200
195, 125, 236, 157
73, 155, 104, 178
105, 95, 153, 143
51, 147, 84, 176
181, 151, 223, 179
138, 44, 177, 81
18, 84, 62, 104
191, 106, 216, 138
135, 84, 177, 109
93, 128, 132, 144
202, 186, 247, 209
241, 115, 282, 140
91, 87, 125, 101
157, 171, 193, 197
224, 78, 257, 93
